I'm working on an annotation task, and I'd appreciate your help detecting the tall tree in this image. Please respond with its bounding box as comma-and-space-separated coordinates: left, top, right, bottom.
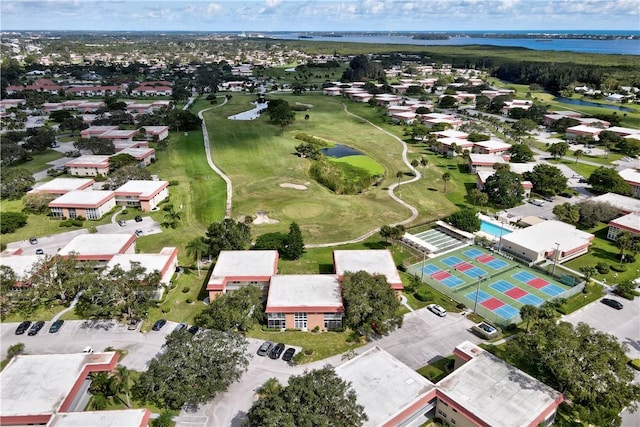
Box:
552, 202, 580, 224
483, 168, 523, 208
23, 126, 56, 152
133, 330, 250, 410
1, 167, 35, 200
341, 271, 402, 338
573, 148, 585, 163
508, 143, 534, 163
442, 172, 451, 193
194, 285, 263, 332
206, 218, 252, 258
469, 188, 488, 207
281, 221, 304, 260
446, 208, 481, 233
506, 320, 640, 426
524, 164, 567, 197
547, 141, 570, 159
246, 366, 367, 427
185, 236, 209, 277
588, 167, 631, 195
420, 157, 428, 175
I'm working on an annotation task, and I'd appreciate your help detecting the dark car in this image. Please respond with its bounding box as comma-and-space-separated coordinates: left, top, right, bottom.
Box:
28, 321, 45, 336
173, 323, 187, 332
134, 215, 143, 222
135, 229, 143, 236
282, 347, 296, 362
15, 321, 32, 335
151, 319, 167, 331
29, 237, 38, 245
49, 320, 64, 333
187, 325, 199, 335
35, 249, 44, 255
601, 298, 623, 310
269, 343, 285, 360
257, 341, 273, 357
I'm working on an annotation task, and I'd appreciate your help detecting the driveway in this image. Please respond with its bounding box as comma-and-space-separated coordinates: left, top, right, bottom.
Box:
96, 216, 162, 237
0, 319, 176, 371
177, 307, 484, 427
562, 293, 640, 359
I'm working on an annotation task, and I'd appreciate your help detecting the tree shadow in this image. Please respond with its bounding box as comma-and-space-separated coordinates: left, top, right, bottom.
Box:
318, 263, 334, 274
428, 188, 438, 191
230, 410, 248, 427
364, 240, 391, 249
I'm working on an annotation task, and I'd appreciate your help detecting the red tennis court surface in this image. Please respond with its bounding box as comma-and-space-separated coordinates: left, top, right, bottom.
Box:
527, 278, 550, 289
477, 254, 494, 263
454, 262, 474, 272
431, 271, 451, 280
481, 298, 505, 310
505, 287, 527, 299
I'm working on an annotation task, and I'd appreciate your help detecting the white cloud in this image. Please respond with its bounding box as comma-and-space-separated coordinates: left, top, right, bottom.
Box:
264, 0, 282, 7
205, 2, 223, 16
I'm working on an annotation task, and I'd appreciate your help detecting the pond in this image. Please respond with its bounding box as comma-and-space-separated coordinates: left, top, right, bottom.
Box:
553, 97, 635, 113
321, 144, 363, 158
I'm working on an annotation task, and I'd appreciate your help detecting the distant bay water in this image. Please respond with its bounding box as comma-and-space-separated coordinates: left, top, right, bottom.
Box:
270, 32, 640, 55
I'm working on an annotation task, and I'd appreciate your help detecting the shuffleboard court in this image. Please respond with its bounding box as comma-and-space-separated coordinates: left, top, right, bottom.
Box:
512, 271, 536, 283
463, 248, 484, 259
540, 284, 565, 297
519, 294, 544, 306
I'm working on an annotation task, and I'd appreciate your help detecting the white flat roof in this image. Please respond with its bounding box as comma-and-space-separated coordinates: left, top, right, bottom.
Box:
500, 220, 592, 253
508, 162, 537, 175
31, 178, 94, 193
59, 234, 135, 257
65, 155, 110, 166
209, 250, 278, 285
0, 352, 117, 418
566, 125, 603, 134
47, 409, 148, 427
118, 147, 155, 158
591, 193, 640, 213
474, 139, 512, 150
49, 190, 114, 207
0, 255, 45, 280
115, 180, 168, 197
335, 346, 436, 426
436, 129, 468, 139
266, 275, 343, 310
333, 250, 401, 285
619, 168, 640, 185
469, 153, 506, 164
106, 249, 176, 276
439, 344, 561, 426
610, 212, 640, 233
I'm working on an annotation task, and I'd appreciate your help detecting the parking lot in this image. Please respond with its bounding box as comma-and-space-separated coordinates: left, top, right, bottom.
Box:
563, 293, 640, 359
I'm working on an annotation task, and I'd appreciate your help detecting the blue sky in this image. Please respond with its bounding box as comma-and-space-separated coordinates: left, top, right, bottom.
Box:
1, 0, 638, 32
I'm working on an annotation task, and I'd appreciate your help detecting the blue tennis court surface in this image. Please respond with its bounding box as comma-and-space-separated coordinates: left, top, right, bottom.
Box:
441, 276, 465, 288
486, 259, 509, 269
441, 256, 464, 267
519, 294, 544, 306
463, 248, 484, 259
490, 280, 514, 292
466, 289, 491, 303
541, 284, 565, 296
512, 271, 536, 283
494, 305, 519, 320
422, 264, 440, 275
463, 267, 487, 279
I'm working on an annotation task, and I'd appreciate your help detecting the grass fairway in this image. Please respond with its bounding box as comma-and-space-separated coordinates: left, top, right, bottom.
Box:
328, 155, 385, 175
202, 93, 456, 243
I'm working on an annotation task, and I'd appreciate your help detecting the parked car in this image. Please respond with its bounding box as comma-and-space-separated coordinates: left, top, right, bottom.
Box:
49, 320, 64, 333
269, 343, 286, 359
173, 323, 187, 332
427, 304, 447, 317
151, 319, 167, 331
127, 319, 140, 330
35, 249, 44, 255
134, 215, 143, 222
530, 199, 545, 207
15, 321, 32, 335
135, 229, 143, 236
29, 237, 38, 245
83, 346, 94, 353
282, 347, 296, 362
187, 325, 199, 335
28, 321, 45, 336
257, 341, 273, 357
601, 298, 623, 310
118, 220, 127, 227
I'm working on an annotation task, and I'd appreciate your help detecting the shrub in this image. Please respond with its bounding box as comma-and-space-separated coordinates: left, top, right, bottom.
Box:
292, 352, 304, 365
169, 180, 180, 186
0, 211, 28, 234
181, 286, 190, 293
7, 343, 25, 359
596, 262, 610, 274
622, 255, 636, 264
611, 264, 627, 273
312, 326, 320, 333
414, 287, 433, 302
303, 348, 314, 356
161, 307, 171, 313
186, 298, 193, 304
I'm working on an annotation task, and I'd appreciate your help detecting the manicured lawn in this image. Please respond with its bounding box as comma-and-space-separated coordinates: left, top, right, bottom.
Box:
9, 149, 64, 174
416, 355, 456, 382
564, 223, 639, 285
2, 304, 68, 323
328, 155, 385, 175
246, 326, 365, 364
547, 158, 599, 179
557, 281, 605, 315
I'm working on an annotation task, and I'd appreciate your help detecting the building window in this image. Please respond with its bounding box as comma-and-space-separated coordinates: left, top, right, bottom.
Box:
437, 410, 447, 419
85, 208, 100, 220
324, 313, 342, 330
294, 312, 307, 330
68, 208, 77, 219
51, 207, 63, 218
451, 419, 456, 425
267, 313, 285, 329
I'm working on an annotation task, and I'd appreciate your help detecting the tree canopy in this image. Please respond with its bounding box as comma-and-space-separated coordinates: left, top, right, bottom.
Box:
341, 54, 385, 82
0, 211, 28, 234
206, 218, 252, 258
574, 200, 620, 229
508, 143, 534, 163
506, 320, 640, 426
483, 168, 523, 208
1, 167, 35, 200
245, 366, 367, 427
133, 330, 249, 410
194, 285, 263, 332
588, 167, 631, 195
524, 164, 567, 197
446, 208, 481, 233
280, 222, 304, 260
341, 271, 402, 337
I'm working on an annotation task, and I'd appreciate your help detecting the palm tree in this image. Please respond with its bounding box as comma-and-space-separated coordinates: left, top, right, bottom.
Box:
90, 394, 109, 411
186, 236, 208, 277
163, 207, 181, 229
420, 157, 428, 175
442, 172, 451, 193
113, 366, 131, 408
410, 159, 419, 175
396, 170, 404, 188
519, 304, 538, 333
574, 149, 585, 163
616, 231, 632, 266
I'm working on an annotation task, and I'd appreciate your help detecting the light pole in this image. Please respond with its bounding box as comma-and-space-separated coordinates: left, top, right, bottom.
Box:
498, 219, 505, 254
473, 275, 484, 314
420, 251, 426, 282
551, 242, 560, 277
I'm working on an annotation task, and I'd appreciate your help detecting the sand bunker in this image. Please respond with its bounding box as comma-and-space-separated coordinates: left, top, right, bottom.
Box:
280, 183, 308, 190
253, 211, 279, 225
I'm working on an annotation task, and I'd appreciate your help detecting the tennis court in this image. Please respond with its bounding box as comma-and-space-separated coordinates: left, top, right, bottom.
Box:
408, 245, 575, 325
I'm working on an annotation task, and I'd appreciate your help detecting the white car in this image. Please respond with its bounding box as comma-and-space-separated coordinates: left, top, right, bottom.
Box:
427, 304, 447, 317
82, 346, 94, 353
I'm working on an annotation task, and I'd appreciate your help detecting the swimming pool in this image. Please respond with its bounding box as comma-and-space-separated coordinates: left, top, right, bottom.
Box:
480, 220, 512, 238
